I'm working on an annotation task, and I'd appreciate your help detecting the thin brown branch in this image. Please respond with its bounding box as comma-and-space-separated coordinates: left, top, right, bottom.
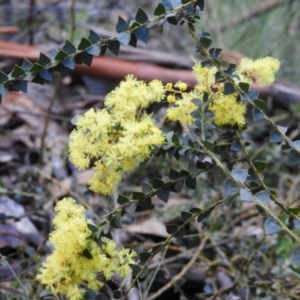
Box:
147, 236, 208, 300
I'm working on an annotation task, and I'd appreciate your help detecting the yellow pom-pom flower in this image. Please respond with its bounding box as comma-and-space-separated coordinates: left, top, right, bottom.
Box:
36, 198, 136, 300
69, 76, 166, 194
236, 56, 280, 87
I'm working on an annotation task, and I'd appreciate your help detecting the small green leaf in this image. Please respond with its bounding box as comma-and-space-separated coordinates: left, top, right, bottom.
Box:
129, 34, 138, 47
181, 211, 193, 222
142, 182, 152, 193
190, 207, 202, 214
197, 207, 214, 223
195, 0, 204, 10
113, 290, 123, 299
129, 264, 141, 276
76, 51, 93, 66
223, 82, 235, 95
188, 163, 198, 173
292, 140, 300, 150
12, 80, 27, 93
185, 177, 196, 189
212, 57, 221, 67
63, 57, 76, 70
82, 249, 93, 259
125, 202, 137, 214
203, 140, 214, 152
63, 40, 77, 54
224, 64, 236, 76
209, 48, 222, 58
270, 126, 287, 143
87, 223, 98, 233
256, 205, 268, 217
31, 73, 45, 85
135, 8, 148, 23
169, 168, 179, 180
38, 53, 51, 66
175, 227, 186, 240
0, 70, 9, 83
292, 247, 300, 263
132, 192, 145, 200
254, 99, 265, 110
213, 166, 226, 185
166, 224, 178, 234
239, 82, 250, 93
254, 160, 268, 172
86, 45, 101, 56
134, 27, 149, 44
162, 0, 173, 10
154, 3, 166, 15
294, 220, 300, 230
96, 293, 108, 300
171, 133, 181, 146
247, 90, 259, 100
129, 21, 140, 30
108, 40, 120, 56
264, 218, 282, 235
179, 170, 190, 177
252, 107, 264, 122
138, 197, 152, 209
157, 188, 170, 203
287, 149, 300, 166
139, 265, 149, 279
40, 69, 53, 82
0, 85, 9, 96
88, 30, 101, 44
240, 189, 254, 202
39, 290, 55, 299
20, 58, 33, 71
153, 178, 164, 189
232, 169, 248, 182
117, 194, 129, 205
199, 36, 212, 49
140, 252, 151, 263
230, 140, 242, 152
29, 63, 43, 72
77, 37, 92, 50
167, 16, 178, 25
116, 32, 131, 45
102, 223, 110, 235
110, 212, 122, 228
223, 178, 239, 197
196, 160, 207, 169
116, 16, 129, 33
11, 65, 26, 78
173, 180, 184, 192
55, 50, 68, 60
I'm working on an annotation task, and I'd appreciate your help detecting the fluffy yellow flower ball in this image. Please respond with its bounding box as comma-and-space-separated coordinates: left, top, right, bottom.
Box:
37, 198, 136, 300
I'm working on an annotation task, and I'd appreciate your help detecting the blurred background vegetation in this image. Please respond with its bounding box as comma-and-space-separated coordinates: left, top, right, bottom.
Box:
1, 1, 299, 83
1, 1, 300, 299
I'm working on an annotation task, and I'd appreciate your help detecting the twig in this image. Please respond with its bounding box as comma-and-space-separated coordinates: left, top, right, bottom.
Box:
146, 236, 208, 300
206, 279, 238, 300
143, 245, 169, 300
39, 77, 61, 164
0, 253, 30, 300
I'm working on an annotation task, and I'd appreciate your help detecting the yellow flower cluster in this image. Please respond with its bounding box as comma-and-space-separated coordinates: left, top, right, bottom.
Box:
69, 57, 280, 192
166, 56, 280, 128
236, 56, 280, 87
37, 198, 136, 300
69, 75, 166, 194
